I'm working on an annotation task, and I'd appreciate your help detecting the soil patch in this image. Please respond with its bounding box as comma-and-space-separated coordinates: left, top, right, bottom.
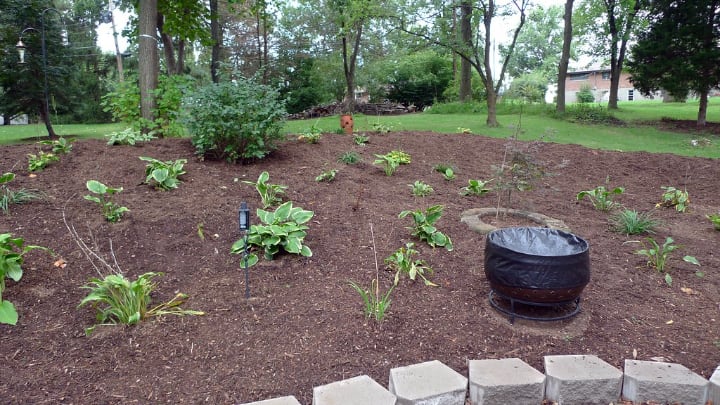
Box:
1, 132, 719, 403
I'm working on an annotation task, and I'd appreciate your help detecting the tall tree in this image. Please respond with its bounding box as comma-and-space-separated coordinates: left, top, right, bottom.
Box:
556, 0, 574, 113
458, 0, 472, 101
138, 0, 158, 128
628, 0, 720, 126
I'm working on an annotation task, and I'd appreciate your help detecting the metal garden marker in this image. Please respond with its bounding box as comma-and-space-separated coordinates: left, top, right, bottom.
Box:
238, 202, 251, 299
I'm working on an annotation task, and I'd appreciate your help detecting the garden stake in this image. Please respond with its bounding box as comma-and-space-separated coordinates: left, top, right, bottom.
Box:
239, 202, 251, 299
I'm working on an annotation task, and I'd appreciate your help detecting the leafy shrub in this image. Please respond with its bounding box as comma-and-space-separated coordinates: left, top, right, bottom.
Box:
83, 180, 129, 222
78, 272, 203, 334
399, 205, 453, 251
182, 77, 286, 162
242, 171, 287, 208
230, 201, 313, 266
0, 173, 42, 215
505, 73, 548, 103
576, 84, 595, 103
106, 128, 155, 146
553, 104, 621, 125
610, 209, 660, 235
0, 233, 51, 325
139, 157, 186, 190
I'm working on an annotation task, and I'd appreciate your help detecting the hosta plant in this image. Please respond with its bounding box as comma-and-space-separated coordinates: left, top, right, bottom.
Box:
373, 153, 400, 176
387, 150, 411, 164
315, 169, 338, 182
0, 233, 51, 325
230, 201, 313, 266
106, 128, 155, 145
576, 184, 624, 211
399, 205, 453, 251
353, 134, 369, 145
385, 242, 437, 286
39, 136, 74, 154
78, 271, 204, 334
338, 151, 360, 165
634, 236, 700, 286
461, 179, 493, 196
657, 186, 690, 212
297, 122, 322, 143
434, 163, 456, 180
139, 156, 186, 190
27, 151, 59, 172
0, 172, 42, 215
242, 171, 287, 208
707, 213, 720, 231
409, 180, 433, 197
83, 180, 129, 223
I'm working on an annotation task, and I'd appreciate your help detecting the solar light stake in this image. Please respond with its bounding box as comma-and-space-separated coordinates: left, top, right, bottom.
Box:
238, 202, 251, 299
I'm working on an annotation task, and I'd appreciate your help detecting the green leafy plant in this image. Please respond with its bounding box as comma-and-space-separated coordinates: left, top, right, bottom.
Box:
315, 169, 338, 182
610, 209, 660, 235
297, 121, 322, 144
373, 153, 401, 176
577, 183, 625, 212
349, 280, 394, 321
78, 272, 204, 334
457, 127, 472, 134
0, 233, 51, 325
371, 121, 393, 134
182, 76, 286, 162
230, 201, 313, 266
83, 180, 129, 223
139, 157, 187, 190
242, 171, 287, 208
106, 128, 155, 145
461, 179, 493, 196
27, 151, 59, 172
657, 186, 690, 213
39, 136, 74, 154
433, 163, 456, 180
353, 134, 369, 145
385, 242, 437, 286
706, 213, 720, 231
0, 172, 42, 215
409, 180, 433, 197
634, 236, 700, 286
399, 205, 453, 251
338, 151, 360, 164
387, 150, 411, 164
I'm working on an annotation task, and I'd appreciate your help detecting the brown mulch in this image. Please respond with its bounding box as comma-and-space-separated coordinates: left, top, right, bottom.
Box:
1, 130, 719, 404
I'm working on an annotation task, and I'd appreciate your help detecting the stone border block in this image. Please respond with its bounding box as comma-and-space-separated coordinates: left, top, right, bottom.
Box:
468, 357, 545, 405
544, 354, 622, 405
622, 359, 709, 404
241, 396, 301, 405
313, 375, 396, 405
388, 360, 467, 405
709, 365, 720, 404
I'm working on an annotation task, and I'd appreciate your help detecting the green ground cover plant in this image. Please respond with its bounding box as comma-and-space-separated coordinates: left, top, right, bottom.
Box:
353, 134, 370, 145
338, 151, 360, 164
373, 153, 401, 176
0, 172, 42, 214
385, 242, 436, 286
577, 183, 625, 212
399, 205, 453, 251
27, 151, 59, 172
139, 157, 187, 190
409, 180, 433, 197
106, 128, 155, 146
39, 137, 74, 154
242, 171, 287, 208
315, 169, 337, 182
83, 180, 129, 223
634, 236, 700, 286
0, 233, 51, 325
657, 186, 690, 212
297, 122, 323, 144
461, 179, 493, 196
707, 214, 720, 231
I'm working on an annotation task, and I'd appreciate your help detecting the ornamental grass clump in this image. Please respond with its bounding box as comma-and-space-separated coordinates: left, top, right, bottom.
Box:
0, 172, 43, 215
610, 209, 660, 235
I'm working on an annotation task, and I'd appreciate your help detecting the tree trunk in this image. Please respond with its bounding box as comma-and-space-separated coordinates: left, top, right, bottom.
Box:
698, 90, 708, 127
556, 0, 574, 113
40, 100, 58, 138
342, 22, 363, 113
459, 0, 473, 102
139, 0, 159, 133
607, 0, 640, 109
483, 0, 499, 127
110, 3, 124, 82
210, 0, 221, 83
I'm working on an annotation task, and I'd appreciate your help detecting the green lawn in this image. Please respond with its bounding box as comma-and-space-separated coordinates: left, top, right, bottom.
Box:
2, 100, 718, 159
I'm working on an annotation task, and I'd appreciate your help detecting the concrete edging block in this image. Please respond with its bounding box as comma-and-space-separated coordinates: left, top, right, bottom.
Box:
388, 360, 467, 405
544, 354, 622, 405
313, 375, 396, 405
468, 357, 545, 405
709, 366, 720, 404
623, 359, 709, 405
241, 396, 301, 405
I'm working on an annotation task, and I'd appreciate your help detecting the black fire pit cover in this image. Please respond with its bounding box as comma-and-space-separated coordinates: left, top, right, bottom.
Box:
484, 227, 590, 298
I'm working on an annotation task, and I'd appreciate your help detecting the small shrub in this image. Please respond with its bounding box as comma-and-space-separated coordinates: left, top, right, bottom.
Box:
338, 151, 360, 164
353, 134, 369, 145
610, 209, 660, 235
385, 242, 436, 286
27, 151, 59, 172
315, 169, 338, 182
577, 183, 625, 212
230, 201, 313, 266
399, 205, 453, 251
242, 171, 287, 208
78, 272, 203, 334
409, 180, 433, 197
139, 157, 186, 190
461, 179, 493, 196
0, 233, 51, 325
657, 186, 689, 213
83, 180, 129, 223
183, 76, 286, 162
106, 128, 155, 146
576, 84, 595, 103
0, 172, 42, 215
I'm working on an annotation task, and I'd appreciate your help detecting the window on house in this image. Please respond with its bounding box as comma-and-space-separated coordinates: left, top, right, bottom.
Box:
628, 89, 634, 101
570, 73, 589, 81
602, 72, 611, 80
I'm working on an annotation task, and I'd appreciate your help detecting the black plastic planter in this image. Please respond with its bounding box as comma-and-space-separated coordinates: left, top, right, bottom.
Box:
484, 227, 590, 321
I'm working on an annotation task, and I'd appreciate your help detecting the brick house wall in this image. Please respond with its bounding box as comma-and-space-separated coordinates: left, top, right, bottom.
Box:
564, 69, 658, 103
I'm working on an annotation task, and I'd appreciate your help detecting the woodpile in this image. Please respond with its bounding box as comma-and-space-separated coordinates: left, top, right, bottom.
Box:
287, 101, 414, 120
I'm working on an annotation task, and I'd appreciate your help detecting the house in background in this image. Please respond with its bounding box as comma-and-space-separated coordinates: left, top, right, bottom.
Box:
564, 67, 660, 103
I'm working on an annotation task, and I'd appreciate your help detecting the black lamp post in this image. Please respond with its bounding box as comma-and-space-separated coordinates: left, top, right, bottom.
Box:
15, 8, 66, 139
238, 202, 251, 299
